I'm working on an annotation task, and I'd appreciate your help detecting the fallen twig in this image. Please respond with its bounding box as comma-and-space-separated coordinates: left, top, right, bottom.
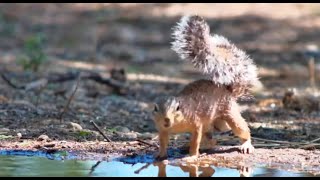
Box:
299, 137, 320, 149
134, 163, 151, 174
252, 143, 282, 147
0, 73, 24, 89
90, 120, 112, 142
0, 71, 128, 93
310, 137, 320, 143
252, 137, 304, 145
300, 144, 316, 149
136, 139, 159, 148
86, 72, 128, 94
59, 74, 81, 122
252, 137, 320, 149
89, 161, 102, 176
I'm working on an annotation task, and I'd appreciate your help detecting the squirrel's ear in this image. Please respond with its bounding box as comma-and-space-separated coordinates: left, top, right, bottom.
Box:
154, 104, 159, 112
176, 101, 180, 111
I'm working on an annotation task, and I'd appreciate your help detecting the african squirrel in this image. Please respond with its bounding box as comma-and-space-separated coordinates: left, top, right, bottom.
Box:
153, 15, 259, 160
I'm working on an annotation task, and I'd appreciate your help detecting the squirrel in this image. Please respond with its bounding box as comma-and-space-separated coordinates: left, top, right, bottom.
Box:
153, 15, 259, 160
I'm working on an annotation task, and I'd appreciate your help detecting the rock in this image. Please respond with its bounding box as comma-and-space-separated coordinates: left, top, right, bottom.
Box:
37, 134, 50, 141
11, 100, 36, 109
138, 132, 156, 140
17, 133, 22, 139
115, 126, 130, 133
0, 128, 10, 134
138, 123, 150, 130
60, 128, 70, 134
36, 109, 45, 116
122, 132, 138, 140
91, 131, 100, 137
118, 109, 130, 116
67, 122, 83, 132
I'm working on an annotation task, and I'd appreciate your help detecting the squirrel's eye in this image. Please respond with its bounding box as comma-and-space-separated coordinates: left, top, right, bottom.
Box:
176, 105, 180, 111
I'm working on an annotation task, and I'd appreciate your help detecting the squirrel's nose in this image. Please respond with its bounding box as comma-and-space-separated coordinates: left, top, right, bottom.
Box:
164, 117, 171, 127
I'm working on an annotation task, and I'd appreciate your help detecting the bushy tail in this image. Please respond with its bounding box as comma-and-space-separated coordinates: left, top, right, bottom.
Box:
171, 15, 259, 99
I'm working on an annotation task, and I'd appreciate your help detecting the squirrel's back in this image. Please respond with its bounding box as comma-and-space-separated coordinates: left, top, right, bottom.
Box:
171, 15, 259, 100
175, 79, 232, 121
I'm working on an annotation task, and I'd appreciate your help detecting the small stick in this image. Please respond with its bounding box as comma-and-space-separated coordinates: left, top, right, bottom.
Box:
1, 71, 128, 93
253, 137, 320, 149
89, 161, 101, 176
252, 143, 282, 147
310, 137, 320, 143
136, 139, 159, 148
0, 73, 24, 89
134, 163, 151, 174
252, 137, 305, 145
90, 120, 112, 142
308, 57, 316, 88
300, 143, 320, 149
59, 74, 81, 122
299, 137, 320, 149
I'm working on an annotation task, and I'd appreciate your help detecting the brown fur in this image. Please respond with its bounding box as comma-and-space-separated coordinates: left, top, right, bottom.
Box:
153, 79, 254, 160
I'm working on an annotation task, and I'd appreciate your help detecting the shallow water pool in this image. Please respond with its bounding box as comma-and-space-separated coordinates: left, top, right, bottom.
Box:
0, 150, 318, 177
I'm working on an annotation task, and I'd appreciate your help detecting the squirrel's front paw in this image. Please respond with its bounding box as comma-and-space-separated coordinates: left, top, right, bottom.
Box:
240, 140, 254, 154
238, 166, 253, 177
239, 166, 253, 177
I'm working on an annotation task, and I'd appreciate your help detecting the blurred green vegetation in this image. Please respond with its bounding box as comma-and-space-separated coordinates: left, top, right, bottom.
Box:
17, 34, 47, 72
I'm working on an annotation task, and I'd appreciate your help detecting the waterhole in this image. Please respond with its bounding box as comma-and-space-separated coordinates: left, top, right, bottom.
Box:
0, 150, 318, 177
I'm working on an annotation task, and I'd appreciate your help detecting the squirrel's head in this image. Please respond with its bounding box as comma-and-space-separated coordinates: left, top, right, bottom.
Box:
152, 96, 184, 130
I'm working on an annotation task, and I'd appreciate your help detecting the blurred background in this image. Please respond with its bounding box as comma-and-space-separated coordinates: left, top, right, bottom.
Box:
0, 3, 320, 144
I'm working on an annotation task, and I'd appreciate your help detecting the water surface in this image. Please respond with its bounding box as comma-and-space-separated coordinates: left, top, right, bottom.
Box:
0, 150, 317, 177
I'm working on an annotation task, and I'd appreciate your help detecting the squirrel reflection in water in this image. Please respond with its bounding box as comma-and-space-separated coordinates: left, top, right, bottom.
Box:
134, 161, 252, 177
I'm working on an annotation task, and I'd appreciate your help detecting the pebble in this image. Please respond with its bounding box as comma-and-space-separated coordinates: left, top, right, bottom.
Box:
37, 134, 50, 141
122, 132, 138, 140
137, 132, 155, 140
68, 122, 83, 132
0, 128, 10, 134
115, 126, 130, 133
17, 133, 22, 139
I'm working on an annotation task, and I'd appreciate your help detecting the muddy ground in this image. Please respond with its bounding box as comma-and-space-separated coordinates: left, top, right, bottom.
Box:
0, 3, 320, 175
